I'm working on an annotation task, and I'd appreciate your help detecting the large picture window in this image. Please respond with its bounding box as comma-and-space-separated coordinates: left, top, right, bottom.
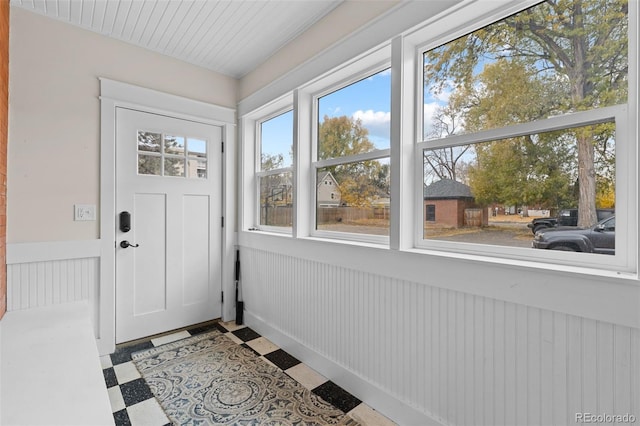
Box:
419, 0, 628, 263
241, 0, 636, 272
314, 68, 391, 239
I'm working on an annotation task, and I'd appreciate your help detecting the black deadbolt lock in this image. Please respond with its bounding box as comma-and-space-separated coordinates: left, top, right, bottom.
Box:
119, 211, 131, 233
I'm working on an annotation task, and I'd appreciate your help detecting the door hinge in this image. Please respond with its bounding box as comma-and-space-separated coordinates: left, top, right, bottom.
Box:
221, 216, 225, 228
221, 291, 224, 303
221, 142, 224, 153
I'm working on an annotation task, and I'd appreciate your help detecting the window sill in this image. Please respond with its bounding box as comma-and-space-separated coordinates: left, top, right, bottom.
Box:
404, 245, 639, 282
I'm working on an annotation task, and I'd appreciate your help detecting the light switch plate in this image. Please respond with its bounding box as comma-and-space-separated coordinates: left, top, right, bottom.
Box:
74, 204, 96, 221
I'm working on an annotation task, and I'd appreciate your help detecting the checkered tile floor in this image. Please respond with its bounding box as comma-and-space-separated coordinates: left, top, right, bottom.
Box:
100, 321, 396, 426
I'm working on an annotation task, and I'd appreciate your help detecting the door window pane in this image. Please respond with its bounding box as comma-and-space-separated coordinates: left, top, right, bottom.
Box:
165, 157, 185, 177
164, 135, 185, 155
137, 131, 207, 179
138, 155, 161, 175
187, 138, 207, 158
138, 131, 161, 153
188, 159, 207, 179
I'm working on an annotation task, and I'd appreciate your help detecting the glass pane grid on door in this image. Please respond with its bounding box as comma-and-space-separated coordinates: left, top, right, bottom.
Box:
137, 131, 207, 179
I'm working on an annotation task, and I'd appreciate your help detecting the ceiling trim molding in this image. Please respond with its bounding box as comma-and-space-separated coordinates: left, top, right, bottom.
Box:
237, 0, 463, 116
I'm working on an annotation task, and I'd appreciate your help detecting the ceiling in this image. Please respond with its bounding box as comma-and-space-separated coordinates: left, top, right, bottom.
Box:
10, 0, 343, 78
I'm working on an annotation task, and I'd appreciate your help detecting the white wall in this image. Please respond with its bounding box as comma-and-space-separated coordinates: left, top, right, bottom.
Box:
240, 239, 640, 426
8, 6, 237, 243
238, 0, 399, 100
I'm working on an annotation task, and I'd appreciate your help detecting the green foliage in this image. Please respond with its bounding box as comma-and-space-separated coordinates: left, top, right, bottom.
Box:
318, 116, 389, 207
424, 0, 626, 225
318, 116, 374, 159
261, 153, 284, 171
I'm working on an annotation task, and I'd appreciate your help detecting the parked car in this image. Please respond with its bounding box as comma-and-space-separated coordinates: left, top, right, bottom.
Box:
527, 208, 614, 234
531, 215, 615, 254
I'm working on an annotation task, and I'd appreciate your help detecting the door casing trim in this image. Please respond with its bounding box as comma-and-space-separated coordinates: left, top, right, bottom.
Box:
98, 78, 236, 355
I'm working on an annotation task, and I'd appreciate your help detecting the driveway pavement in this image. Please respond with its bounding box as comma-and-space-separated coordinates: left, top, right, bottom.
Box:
426, 226, 533, 248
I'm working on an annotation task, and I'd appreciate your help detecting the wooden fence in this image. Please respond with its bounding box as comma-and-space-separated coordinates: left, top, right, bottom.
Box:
260, 206, 390, 226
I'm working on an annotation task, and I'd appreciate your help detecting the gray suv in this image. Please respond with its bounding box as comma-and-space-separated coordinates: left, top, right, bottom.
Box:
532, 215, 615, 254
527, 208, 614, 234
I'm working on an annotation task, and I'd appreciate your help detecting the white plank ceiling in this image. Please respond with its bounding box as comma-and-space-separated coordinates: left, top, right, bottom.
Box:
10, 0, 343, 78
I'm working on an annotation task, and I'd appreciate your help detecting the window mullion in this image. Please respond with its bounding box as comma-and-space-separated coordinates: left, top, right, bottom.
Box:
314, 149, 391, 169
417, 104, 626, 151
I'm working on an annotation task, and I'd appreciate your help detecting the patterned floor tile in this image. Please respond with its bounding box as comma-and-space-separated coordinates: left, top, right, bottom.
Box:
285, 363, 328, 390
113, 409, 131, 426
240, 343, 261, 357
107, 386, 126, 413
349, 403, 397, 426
100, 354, 113, 369
103, 367, 118, 388
126, 398, 170, 426
225, 332, 245, 345
231, 326, 261, 342
245, 336, 279, 355
218, 320, 245, 332
113, 361, 141, 384
103, 321, 385, 425
312, 380, 362, 414
119, 378, 155, 406
264, 348, 301, 370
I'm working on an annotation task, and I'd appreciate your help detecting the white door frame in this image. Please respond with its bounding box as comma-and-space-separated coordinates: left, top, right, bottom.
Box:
98, 78, 236, 355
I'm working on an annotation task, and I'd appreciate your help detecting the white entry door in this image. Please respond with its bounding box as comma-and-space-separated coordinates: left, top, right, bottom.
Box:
115, 107, 222, 343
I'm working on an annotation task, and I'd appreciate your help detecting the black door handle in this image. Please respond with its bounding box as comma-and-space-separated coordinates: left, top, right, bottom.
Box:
120, 240, 140, 248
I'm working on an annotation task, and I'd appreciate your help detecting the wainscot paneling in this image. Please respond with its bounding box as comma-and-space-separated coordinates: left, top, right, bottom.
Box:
240, 246, 640, 426
6, 240, 101, 335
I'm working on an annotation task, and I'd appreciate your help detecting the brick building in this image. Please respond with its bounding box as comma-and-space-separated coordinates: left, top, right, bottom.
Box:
423, 179, 487, 228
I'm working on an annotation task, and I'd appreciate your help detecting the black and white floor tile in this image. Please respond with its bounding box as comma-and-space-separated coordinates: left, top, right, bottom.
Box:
100, 321, 396, 426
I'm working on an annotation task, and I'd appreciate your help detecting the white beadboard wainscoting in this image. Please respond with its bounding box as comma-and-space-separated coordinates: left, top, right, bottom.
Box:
238, 235, 640, 426
6, 240, 101, 335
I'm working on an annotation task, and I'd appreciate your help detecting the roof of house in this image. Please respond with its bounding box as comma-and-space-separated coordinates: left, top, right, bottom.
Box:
317, 171, 339, 188
423, 179, 474, 200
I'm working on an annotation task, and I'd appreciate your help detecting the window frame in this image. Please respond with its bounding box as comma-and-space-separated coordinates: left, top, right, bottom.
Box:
411, 0, 636, 272
239, 0, 637, 274
137, 130, 209, 179
255, 108, 294, 233
240, 93, 295, 235
309, 59, 392, 245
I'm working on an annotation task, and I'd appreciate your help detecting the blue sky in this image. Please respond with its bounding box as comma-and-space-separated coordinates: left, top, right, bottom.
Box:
261, 70, 391, 168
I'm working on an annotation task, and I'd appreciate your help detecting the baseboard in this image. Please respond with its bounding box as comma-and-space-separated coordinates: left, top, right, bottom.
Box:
244, 311, 444, 426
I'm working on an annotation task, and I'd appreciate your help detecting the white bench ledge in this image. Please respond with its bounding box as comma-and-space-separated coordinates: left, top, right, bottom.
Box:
0, 302, 114, 425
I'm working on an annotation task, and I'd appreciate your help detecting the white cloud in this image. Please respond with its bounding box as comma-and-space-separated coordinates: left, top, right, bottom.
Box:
352, 109, 391, 141
423, 102, 441, 138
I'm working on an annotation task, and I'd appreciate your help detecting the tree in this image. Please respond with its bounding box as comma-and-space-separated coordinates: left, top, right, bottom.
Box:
318, 116, 389, 207
461, 59, 577, 213
261, 153, 284, 171
318, 115, 375, 159
425, 0, 627, 226
137, 132, 184, 176
423, 95, 472, 184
